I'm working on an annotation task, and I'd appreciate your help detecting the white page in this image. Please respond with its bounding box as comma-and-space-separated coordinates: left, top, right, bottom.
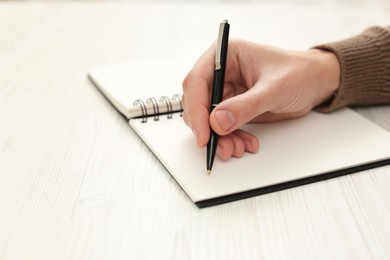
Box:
88, 58, 191, 118
129, 109, 390, 204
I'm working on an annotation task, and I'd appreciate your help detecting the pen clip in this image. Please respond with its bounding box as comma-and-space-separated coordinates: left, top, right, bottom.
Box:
215, 20, 228, 70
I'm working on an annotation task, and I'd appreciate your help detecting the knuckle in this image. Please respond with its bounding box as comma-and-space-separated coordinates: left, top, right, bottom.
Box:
182, 70, 196, 91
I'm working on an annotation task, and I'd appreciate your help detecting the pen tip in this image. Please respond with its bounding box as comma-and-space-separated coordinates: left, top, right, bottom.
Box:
207, 170, 211, 175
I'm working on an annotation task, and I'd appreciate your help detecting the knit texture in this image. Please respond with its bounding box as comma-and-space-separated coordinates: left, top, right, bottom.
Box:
314, 26, 390, 113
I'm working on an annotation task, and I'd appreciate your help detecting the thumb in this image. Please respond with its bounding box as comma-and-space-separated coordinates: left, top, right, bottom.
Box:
210, 88, 270, 135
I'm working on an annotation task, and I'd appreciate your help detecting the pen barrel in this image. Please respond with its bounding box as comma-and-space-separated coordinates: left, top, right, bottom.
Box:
210, 70, 225, 108
207, 21, 229, 173
210, 22, 229, 108
207, 131, 219, 171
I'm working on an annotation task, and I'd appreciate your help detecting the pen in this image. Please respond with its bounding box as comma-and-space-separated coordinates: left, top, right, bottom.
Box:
207, 20, 230, 175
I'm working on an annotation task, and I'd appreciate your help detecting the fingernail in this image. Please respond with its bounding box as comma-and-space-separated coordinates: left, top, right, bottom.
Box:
215, 109, 236, 132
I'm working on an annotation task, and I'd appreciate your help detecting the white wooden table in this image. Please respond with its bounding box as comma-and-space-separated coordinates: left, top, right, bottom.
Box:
0, 2, 389, 259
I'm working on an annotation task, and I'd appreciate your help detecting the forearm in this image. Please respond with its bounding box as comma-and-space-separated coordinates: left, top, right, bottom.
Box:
314, 26, 390, 112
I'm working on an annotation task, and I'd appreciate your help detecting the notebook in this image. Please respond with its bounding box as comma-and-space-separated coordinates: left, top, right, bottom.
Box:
88, 58, 390, 208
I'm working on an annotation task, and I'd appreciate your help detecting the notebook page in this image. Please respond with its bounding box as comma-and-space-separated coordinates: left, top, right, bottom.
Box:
129, 109, 390, 204
88, 58, 191, 118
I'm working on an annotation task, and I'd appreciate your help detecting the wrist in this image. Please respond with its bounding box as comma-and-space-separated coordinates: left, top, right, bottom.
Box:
307, 49, 340, 107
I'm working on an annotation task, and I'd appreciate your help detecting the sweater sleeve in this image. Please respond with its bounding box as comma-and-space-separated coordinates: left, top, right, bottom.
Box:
314, 26, 390, 113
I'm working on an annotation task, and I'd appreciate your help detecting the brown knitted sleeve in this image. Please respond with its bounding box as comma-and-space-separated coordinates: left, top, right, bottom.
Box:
314, 26, 390, 113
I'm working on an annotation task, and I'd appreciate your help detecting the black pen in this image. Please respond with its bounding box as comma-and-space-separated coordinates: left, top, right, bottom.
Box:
207, 20, 230, 175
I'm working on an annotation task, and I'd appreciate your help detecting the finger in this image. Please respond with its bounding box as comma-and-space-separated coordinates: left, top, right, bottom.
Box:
216, 129, 260, 160
216, 135, 234, 161
182, 45, 215, 147
210, 84, 272, 135
234, 129, 260, 154
182, 109, 189, 126
230, 132, 246, 158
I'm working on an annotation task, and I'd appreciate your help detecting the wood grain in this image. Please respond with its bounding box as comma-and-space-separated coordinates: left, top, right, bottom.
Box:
0, 2, 389, 259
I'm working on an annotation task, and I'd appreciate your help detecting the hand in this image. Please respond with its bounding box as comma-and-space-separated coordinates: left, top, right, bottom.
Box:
182, 39, 340, 160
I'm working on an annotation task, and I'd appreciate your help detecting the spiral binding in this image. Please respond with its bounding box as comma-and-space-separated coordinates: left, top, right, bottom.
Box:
160, 96, 173, 119
147, 97, 160, 121
133, 94, 183, 123
133, 99, 148, 123
172, 94, 183, 117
